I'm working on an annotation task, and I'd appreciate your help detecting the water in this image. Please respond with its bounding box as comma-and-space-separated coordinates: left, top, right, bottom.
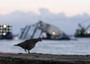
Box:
0, 38, 90, 55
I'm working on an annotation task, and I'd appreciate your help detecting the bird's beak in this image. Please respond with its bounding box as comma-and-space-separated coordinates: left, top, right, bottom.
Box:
14, 44, 18, 46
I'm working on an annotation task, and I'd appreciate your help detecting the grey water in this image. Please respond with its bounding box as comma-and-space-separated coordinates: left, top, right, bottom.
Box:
0, 38, 90, 55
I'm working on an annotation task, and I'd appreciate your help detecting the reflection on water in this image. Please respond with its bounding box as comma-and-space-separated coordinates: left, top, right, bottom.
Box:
0, 38, 90, 55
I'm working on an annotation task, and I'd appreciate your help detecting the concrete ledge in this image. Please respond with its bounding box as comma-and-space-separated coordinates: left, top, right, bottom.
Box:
0, 53, 90, 64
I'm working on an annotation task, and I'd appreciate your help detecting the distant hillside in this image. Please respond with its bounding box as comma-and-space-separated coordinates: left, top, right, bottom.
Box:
0, 8, 90, 35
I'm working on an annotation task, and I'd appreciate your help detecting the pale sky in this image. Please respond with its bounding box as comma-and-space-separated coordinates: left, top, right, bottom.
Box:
0, 0, 90, 16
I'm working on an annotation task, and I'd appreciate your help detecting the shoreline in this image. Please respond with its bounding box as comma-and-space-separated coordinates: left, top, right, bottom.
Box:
0, 53, 90, 64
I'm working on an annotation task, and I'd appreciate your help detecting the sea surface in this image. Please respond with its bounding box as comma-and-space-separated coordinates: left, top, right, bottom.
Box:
0, 38, 90, 55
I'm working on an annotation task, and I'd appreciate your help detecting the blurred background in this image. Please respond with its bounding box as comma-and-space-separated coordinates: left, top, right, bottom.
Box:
0, 0, 90, 55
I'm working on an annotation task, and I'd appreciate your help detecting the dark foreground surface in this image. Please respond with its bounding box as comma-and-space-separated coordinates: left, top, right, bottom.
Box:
0, 53, 90, 64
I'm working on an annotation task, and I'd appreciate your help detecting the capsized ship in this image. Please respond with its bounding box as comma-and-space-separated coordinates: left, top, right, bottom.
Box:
75, 23, 90, 37
19, 21, 70, 40
0, 25, 13, 39
36, 21, 70, 40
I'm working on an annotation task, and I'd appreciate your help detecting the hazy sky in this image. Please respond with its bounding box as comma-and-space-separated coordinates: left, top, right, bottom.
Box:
0, 0, 90, 16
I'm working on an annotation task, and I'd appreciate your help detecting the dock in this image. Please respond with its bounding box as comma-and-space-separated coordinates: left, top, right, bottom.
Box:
0, 53, 90, 64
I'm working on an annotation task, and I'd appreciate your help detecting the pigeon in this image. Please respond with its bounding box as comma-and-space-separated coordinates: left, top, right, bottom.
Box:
14, 38, 42, 53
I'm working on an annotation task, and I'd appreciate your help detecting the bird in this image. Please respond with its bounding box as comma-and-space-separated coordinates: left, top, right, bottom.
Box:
14, 38, 42, 53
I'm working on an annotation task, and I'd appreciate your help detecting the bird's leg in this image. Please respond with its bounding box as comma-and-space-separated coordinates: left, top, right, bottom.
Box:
24, 49, 27, 52
28, 50, 30, 54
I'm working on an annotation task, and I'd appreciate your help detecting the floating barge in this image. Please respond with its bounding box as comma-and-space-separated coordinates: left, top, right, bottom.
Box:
75, 23, 90, 38
0, 53, 90, 64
